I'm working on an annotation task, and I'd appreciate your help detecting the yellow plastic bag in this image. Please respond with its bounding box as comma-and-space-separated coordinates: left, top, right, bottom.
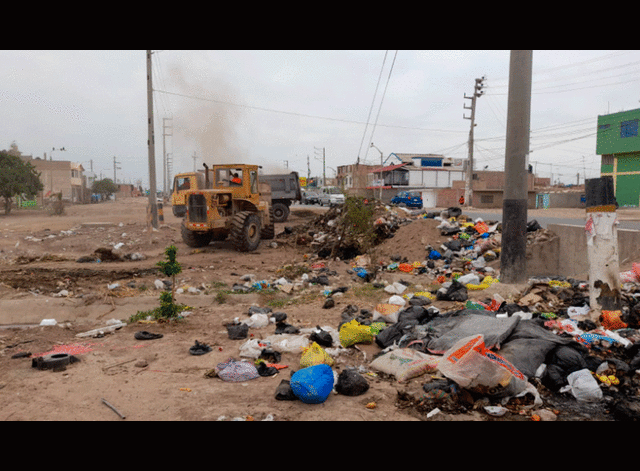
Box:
339, 319, 373, 347
467, 275, 500, 291
300, 342, 334, 368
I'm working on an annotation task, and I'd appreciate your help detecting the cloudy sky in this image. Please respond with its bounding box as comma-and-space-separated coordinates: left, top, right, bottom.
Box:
2, 50, 639, 190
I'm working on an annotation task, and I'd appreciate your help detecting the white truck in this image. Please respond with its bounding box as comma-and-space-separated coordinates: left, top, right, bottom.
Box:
318, 186, 345, 207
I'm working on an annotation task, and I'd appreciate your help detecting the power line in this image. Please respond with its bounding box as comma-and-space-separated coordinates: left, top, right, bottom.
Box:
154, 86, 465, 134
357, 51, 388, 163
364, 50, 398, 162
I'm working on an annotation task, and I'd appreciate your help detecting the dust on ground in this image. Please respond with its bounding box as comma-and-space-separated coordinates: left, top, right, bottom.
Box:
0, 199, 629, 421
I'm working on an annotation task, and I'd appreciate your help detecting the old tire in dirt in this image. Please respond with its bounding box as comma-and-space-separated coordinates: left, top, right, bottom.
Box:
231, 211, 262, 252
260, 207, 275, 240
271, 202, 289, 223
32, 353, 74, 370
181, 222, 213, 248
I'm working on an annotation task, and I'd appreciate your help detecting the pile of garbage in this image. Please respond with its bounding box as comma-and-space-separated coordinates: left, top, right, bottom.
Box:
208, 266, 640, 419
212, 205, 640, 420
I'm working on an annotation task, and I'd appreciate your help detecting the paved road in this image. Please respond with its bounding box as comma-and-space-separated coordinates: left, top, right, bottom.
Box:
463, 210, 640, 231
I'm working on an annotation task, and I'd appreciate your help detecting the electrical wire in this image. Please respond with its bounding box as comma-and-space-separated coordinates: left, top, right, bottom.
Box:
356, 51, 387, 163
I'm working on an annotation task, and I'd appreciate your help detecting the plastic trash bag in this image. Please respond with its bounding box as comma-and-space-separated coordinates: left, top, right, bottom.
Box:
290, 364, 334, 404
215, 359, 259, 382
335, 368, 370, 396
339, 319, 373, 347
566, 368, 603, 402
300, 342, 335, 368
373, 303, 403, 323
263, 334, 309, 353
437, 334, 528, 398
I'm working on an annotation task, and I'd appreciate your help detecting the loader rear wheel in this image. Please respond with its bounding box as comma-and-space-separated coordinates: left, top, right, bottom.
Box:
230, 211, 261, 252
260, 207, 275, 240
181, 222, 213, 248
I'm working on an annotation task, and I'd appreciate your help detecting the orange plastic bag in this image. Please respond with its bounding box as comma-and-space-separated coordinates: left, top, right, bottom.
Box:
474, 221, 489, 235
600, 310, 627, 330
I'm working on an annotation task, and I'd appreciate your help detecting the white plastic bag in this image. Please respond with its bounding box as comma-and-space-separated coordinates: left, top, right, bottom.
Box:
242, 313, 270, 328
437, 334, 528, 398
567, 368, 603, 402
372, 303, 403, 323
239, 339, 264, 358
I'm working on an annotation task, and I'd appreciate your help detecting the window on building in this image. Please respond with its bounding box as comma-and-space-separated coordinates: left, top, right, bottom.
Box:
602, 155, 614, 166
620, 119, 639, 138
480, 194, 494, 204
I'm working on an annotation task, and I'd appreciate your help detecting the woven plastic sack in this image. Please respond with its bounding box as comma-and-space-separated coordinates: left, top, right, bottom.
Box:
300, 341, 334, 368
215, 358, 259, 382
438, 334, 528, 397
339, 319, 373, 347
370, 348, 440, 382
290, 364, 335, 404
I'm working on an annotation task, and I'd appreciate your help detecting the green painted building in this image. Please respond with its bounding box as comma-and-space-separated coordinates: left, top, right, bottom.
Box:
596, 108, 640, 207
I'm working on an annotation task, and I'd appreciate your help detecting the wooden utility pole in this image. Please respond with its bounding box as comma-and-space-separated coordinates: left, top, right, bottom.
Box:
147, 50, 158, 229
463, 77, 485, 207
500, 51, 532, 284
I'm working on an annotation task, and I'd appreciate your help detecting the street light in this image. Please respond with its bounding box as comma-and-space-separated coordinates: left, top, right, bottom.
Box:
370, 142, 384, 201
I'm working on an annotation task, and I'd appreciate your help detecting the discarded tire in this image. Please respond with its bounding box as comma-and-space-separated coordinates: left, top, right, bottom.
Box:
32, 353, 78, 371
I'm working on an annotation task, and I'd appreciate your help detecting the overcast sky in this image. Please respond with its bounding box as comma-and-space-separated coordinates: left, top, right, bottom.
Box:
2, 50, 639, 190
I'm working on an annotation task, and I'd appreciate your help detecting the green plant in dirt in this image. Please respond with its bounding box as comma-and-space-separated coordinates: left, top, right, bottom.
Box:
330, 196, 377, 258
131, 244, 188, 321
157, 245, 181, 305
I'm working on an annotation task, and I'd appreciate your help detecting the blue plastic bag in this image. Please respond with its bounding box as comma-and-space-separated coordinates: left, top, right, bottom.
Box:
290, 364, 334, 404
428, 250, 442, 260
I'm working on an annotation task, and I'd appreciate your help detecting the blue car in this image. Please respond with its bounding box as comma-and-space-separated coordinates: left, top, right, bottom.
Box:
390, 191, 423, 209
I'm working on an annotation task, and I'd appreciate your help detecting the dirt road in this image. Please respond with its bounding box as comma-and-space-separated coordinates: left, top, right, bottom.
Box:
0, 198, 612, 421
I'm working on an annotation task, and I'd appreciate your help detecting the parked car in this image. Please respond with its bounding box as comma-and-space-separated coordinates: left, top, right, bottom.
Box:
319, 186, 345, 207
301, 189, 320, 205
390, 190, 423, 209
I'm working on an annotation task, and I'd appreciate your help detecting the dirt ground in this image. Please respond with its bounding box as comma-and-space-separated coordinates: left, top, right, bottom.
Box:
0, 198, 632, 421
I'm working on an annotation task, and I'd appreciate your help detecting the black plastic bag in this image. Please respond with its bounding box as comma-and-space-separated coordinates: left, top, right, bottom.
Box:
375, 319, 418, 349
256, 361, 278, 377
275, 321, 300, 334
309, 327, 333, 348
436, 281, 468, 302
275, 379, 298, 401
226, 323, 249, 340
335, 368, 370, 396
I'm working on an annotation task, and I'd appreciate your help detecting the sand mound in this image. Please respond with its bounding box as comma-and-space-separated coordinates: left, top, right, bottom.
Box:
374, 218, 447, 263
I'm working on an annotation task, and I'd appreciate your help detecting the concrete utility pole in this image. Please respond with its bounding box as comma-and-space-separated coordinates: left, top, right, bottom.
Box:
147, 50, 158, 229
370, 142, 384, 201
585, 176, 621, 321
163, 117, 172, 198
463, 77, 485, 207
113, 156, 121, 184
500, 51, 532, 284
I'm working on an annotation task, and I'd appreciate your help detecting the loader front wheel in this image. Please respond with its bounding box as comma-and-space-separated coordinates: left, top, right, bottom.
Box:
230, 211, 261, 252
181, 222, 213, 248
